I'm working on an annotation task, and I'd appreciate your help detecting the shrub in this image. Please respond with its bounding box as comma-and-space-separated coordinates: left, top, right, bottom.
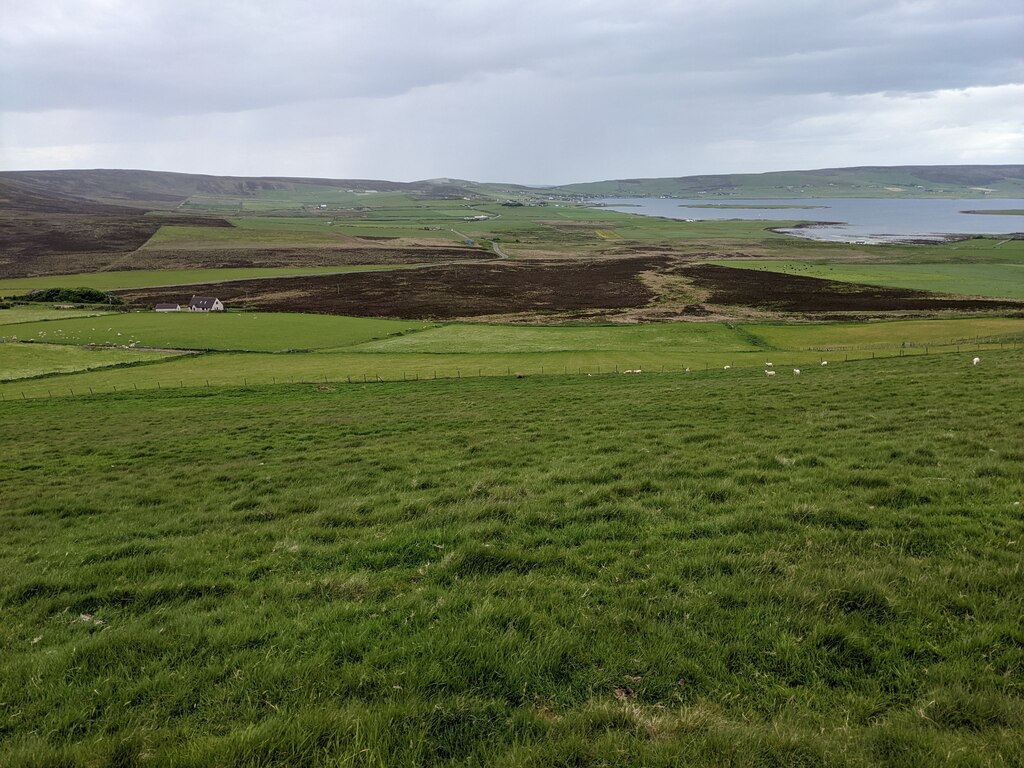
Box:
20, 287, 124, 305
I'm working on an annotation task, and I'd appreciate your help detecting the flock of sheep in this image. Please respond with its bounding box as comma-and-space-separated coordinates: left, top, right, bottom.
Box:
620, 356, 981, 378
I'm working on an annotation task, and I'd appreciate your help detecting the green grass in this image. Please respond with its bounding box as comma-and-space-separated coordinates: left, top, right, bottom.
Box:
743, 318, 1024, 351
0, 306, 114, 325
1, 313, 429, 352
714, 260, 1024, 298
0, 266, 409, 297
0, 342, 184, 380
1, 351, 1022, 765
3, 316, 1022, 400
142, 219, 358, 247
356, 323, 762, 354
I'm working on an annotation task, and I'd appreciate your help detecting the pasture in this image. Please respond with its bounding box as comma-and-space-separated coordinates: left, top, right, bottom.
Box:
0, 306, 114, 325
0, 342, 183, 381
2, 350, 1022, 765
2, 312, 427, 353
2, 315, 1022, 401
0, 266, 404, 296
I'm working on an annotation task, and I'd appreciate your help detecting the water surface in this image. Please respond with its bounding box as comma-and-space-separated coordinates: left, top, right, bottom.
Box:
597, 197, 1024, 243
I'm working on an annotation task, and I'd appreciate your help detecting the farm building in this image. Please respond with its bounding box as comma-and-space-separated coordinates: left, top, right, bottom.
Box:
188, 296, 224, 312
155, 303, 181, 312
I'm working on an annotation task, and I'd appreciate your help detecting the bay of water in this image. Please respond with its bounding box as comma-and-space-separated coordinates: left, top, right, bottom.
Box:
596, 197, 1024, 243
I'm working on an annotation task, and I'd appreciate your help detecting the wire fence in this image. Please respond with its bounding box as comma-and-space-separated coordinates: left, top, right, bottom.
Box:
2, 336, 1019, 401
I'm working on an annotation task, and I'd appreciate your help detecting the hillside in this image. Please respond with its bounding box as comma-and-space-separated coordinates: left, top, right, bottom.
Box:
0, 169, 489, 211
3, 166, 1022, 214
549, 165, 1024, 199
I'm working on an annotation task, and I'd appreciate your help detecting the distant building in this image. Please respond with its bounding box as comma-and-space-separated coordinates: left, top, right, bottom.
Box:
188, 296, 224, 312
155, 303, 181, 312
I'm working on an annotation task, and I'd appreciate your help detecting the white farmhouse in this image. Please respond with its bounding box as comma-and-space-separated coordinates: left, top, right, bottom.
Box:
188, 296, 224, 312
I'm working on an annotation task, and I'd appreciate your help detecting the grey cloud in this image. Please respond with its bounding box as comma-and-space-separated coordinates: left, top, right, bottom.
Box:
0, 0, 1021, 181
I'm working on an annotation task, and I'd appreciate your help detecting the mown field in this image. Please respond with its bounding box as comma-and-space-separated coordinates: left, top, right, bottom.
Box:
2, 350, 1022, 766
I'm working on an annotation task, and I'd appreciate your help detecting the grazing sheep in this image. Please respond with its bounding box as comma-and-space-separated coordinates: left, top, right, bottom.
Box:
765, 370, 776, 377
685, 367, 690, 373
973, 357, 981, 365
723, 365, 731, 370
793, 368, 801, 375
820, 360, 828, 366
765, 362, 774, 367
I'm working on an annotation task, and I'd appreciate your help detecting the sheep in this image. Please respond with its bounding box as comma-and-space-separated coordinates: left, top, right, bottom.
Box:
765, 362, 774, 367
820, 360, 828, 366
723, 365, 731, 370
765, 370, 776, 377
793, 368, 801, 375
973, 356, 981, 365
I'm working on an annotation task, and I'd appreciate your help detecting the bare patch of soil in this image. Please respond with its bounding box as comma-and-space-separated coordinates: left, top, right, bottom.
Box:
120, 257, 669, 319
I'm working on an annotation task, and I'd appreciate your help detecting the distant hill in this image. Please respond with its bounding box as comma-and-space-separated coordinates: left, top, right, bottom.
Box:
548, 165, 1024, 199
0, 169, 492, 212
1, 165, 1021, 213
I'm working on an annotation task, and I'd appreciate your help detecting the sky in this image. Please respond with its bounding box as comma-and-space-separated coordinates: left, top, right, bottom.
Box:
1, 0, 1022, 184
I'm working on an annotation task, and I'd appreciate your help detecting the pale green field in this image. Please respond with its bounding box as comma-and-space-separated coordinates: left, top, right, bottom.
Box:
714, 259, 1024, 298
2, 313, 429, 352
142, 218, 353, 247
3, 315, 1021, 400
0, 266, 403, 296
0, 307, 114, 325
0, 342, 183, 381
356, 323, 761, 355
743, 317, 1024, 350
0, 342, 1011, 401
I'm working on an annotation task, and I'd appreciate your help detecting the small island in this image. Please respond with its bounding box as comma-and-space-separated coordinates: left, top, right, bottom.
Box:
961, 209, 1024, 216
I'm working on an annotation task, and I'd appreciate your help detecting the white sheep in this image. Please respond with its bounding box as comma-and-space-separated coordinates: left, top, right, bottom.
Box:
765, 362, 774, 367
723, 365, 731, 370
820, 360, 828, 366
765, 370, 776, 377
972, 357, 980, 365
793, 368, 801, 375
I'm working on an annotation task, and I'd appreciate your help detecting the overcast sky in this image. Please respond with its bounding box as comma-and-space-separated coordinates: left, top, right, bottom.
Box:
1, 0, 1022, 184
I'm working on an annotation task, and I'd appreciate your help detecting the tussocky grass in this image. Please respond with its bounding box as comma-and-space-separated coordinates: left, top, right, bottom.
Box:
0, 350, 1022, 765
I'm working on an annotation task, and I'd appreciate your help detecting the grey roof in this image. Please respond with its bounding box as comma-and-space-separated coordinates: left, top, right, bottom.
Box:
189, 296, 220, 308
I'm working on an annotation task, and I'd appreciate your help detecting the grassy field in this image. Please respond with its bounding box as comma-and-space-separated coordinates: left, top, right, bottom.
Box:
0, 266, 409, 297
0, 307, 114, 325
715, 260, 1024, 299
0, 342, 183, 380
355, 323, 763, 355
3, 316, 1022, 401
743, 318, 1024, 351
2, 351, 1022, 765
2, 312, 428, 353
